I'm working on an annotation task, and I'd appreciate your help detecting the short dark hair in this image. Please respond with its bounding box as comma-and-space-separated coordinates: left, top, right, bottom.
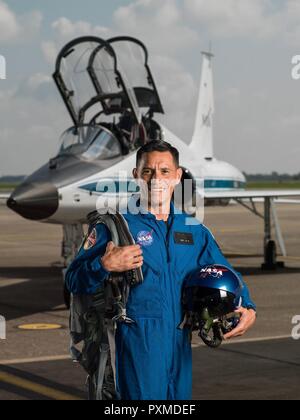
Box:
136, 140, 180, 168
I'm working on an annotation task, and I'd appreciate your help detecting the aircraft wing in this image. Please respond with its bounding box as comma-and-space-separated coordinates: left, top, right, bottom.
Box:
204, 189, 300, 200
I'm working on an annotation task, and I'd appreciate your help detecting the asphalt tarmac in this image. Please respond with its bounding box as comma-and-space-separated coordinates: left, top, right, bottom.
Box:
0, 203, 300, 400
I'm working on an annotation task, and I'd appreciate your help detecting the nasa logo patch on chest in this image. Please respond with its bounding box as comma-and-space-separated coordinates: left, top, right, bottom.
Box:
137, 230, 154, 247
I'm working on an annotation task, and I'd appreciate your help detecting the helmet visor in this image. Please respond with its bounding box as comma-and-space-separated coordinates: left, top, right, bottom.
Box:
186, 287, 237, 318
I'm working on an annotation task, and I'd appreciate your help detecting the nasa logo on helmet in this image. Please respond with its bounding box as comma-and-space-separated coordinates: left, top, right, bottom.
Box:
199, 266, 229, 279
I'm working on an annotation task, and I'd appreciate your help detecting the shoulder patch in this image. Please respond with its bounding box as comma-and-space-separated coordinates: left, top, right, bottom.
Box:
84, 228, 97, 250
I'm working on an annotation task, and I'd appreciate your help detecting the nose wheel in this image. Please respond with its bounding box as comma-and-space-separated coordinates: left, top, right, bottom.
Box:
262, 240, 285, 271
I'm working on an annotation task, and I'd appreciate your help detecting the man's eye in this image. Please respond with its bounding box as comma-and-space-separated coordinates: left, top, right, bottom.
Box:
142, 170, 152, 175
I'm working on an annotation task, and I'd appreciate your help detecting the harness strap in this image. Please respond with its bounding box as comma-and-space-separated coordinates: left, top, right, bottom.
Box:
70, 210, 143, 400
106, 319, 117, 392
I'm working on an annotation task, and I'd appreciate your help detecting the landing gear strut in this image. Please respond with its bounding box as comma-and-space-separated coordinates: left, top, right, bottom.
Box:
236, 197, 286, 270
261, 198, 285, 271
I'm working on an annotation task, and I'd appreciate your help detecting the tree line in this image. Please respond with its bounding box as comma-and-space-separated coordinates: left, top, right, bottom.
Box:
244, 172, 300, 182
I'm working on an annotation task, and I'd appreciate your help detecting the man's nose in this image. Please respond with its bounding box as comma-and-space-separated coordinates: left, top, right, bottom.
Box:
150, 170, 162, 181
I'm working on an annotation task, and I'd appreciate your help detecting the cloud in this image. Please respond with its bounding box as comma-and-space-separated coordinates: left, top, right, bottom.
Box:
151, 55, 196, 140
0, 1, 42, 44
282, 0, 300, 46
52, 17, 110, 39
183, 0, 300, 47
41, 17, 111, 65
111, 0, 199, 140
184, 0, 281, 39
26, 73, 52, 90
2, 0, 300, 175
19, 10, 43, 40
41, 41, 58, 66
39, 0, 199, 144
0, 1, 19, 42
42, 1, 198, 60
113, 0, 199, 54
15, 73, 57, 101
0, 83, 68, 175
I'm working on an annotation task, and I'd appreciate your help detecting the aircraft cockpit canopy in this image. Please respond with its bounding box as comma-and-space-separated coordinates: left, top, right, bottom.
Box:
58, 125, 122, 161
53, 36, 142, 127
53, 36, 165, 153
107, 37, 164, 114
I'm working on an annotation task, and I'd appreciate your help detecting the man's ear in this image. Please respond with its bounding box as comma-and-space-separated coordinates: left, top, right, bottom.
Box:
175, 167, 183, 186
133, 168, 138, 179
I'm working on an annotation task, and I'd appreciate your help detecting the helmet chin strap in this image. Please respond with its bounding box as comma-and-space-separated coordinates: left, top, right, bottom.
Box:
199, 310, 241, 348
198, 308, 223, 348
178, 308, 241, 349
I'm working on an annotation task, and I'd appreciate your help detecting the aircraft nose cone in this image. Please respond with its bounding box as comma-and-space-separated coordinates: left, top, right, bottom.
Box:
7, 182, 59, 221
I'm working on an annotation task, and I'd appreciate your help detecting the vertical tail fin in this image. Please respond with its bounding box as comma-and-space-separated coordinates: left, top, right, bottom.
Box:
190, 51, 215, 160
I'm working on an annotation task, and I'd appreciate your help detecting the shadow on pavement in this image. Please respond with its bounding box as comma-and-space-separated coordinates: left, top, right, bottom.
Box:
0, 267, 64, 321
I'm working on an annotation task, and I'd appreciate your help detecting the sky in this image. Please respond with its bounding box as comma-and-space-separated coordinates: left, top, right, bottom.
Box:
0, 0, 300, 175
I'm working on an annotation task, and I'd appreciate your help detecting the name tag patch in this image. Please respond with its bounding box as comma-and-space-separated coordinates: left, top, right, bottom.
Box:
174, 232, 194, 245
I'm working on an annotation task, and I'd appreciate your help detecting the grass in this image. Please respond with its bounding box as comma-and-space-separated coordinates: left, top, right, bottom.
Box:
1, 181, 300, 192
247, 181, 300, 190
0, 183, 19, 192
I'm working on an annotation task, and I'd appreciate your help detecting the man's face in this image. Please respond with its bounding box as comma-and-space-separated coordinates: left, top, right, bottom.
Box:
133, 151, 183, 210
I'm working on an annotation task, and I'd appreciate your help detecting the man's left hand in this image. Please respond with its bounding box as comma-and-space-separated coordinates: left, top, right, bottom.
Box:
224, 307, 256, 340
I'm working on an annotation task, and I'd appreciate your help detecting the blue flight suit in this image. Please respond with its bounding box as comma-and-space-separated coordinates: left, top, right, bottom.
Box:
66, 201, 256, 400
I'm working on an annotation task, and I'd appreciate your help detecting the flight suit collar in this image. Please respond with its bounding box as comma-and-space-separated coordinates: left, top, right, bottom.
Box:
129, 195, 176, 223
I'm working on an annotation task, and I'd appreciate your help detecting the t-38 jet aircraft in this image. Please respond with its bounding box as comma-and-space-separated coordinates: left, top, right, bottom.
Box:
4, 36, 300, 270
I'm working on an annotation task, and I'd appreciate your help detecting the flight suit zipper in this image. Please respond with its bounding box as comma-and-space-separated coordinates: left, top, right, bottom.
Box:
166, 217, 175, 263
155, 216, 178, 381
155, 216, 174, 263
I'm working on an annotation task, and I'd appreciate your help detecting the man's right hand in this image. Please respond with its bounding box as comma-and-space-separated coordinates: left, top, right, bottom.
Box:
101, 242, 144, 273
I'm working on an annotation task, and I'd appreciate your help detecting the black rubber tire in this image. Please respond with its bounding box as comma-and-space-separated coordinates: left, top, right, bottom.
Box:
265, 240, 277, 266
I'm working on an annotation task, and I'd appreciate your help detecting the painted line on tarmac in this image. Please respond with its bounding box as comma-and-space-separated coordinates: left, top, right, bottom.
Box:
192, 334, 292, 348
0, 355, 70, 366
283, 256, 300, 261
0, 279, 29, 288
4, 335, 293, 362
223, 251, 261, 257
223, 334, 292, 345
223, 252, 300, 261
0, 371, 82, 401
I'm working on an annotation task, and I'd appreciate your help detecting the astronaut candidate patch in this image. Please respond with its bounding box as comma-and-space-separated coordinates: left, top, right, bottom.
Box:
84, 228, 97, 250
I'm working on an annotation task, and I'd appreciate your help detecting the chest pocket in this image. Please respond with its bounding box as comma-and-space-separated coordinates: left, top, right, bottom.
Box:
173, 237, 199, 280
126, 263, 163, 319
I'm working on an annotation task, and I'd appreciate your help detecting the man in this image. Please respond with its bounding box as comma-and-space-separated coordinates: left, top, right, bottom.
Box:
66, 140, 256, 400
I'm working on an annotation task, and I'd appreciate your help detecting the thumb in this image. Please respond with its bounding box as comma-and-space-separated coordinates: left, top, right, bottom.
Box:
106, 241, 116, 253
235, 307, 246, 315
